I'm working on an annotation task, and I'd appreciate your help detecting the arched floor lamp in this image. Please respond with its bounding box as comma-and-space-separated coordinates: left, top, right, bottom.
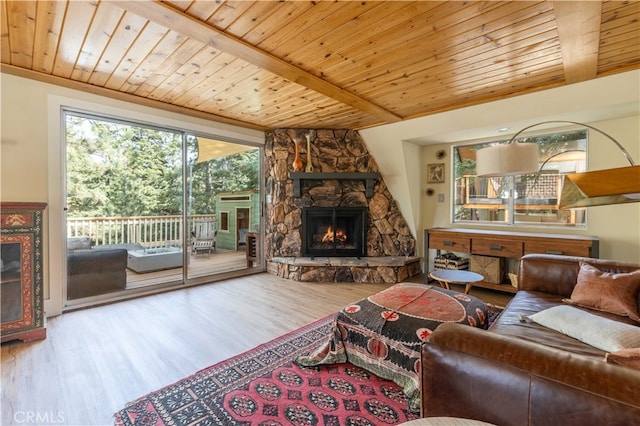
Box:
476, 120, 640, 209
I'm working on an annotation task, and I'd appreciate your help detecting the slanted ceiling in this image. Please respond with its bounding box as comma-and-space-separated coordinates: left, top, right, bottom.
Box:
1, 1, 639, 131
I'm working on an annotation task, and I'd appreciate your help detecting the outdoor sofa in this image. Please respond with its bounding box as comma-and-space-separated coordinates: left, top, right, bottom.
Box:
67, 237, 142, 299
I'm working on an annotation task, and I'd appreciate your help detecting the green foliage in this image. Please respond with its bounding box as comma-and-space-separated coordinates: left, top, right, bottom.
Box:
455, 158, 476, 178
66, 115, 258, 218
66, 116, 183, 217
190, 149, 259, 214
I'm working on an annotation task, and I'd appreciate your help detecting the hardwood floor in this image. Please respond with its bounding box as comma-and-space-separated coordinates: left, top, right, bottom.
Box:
1, 272, 512, 426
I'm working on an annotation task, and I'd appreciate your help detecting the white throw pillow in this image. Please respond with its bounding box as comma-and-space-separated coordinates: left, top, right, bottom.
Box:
529, 305, 640, 352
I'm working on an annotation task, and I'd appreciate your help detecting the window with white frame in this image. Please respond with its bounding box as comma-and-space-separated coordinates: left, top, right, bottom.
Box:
453, 129, 588, 227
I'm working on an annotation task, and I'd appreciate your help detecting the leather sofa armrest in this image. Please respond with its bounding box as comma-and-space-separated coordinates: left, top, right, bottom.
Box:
422, 323, 640, 415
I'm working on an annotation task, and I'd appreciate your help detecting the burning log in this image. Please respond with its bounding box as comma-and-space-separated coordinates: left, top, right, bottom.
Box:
321, 226, 348, 244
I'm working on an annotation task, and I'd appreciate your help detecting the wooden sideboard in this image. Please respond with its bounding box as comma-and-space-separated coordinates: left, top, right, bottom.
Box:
425, 227, 599, 294
1, 202, 47, 343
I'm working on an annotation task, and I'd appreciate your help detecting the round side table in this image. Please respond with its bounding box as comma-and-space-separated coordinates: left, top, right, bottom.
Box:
428, 269, 484, 294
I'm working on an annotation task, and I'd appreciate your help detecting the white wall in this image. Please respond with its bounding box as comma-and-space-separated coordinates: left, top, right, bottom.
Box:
361, 70, 640, 264
1, 72, 265, 317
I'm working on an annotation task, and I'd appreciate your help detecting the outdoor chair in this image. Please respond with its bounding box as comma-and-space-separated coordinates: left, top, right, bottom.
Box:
191, 219, 216, 256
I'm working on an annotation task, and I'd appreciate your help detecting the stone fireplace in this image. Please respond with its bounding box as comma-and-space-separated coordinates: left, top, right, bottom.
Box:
264, 129, 420, 283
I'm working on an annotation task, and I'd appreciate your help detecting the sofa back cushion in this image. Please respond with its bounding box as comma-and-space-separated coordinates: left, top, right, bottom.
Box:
67, 236, 91, 251
518, 254, 640, 298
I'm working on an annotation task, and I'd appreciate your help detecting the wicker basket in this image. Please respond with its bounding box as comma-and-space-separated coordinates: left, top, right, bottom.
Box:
470, 255, 504, 284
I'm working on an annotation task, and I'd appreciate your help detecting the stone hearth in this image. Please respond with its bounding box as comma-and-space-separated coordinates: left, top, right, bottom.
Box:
264, 129, 420, 283
268, 256, 421, 283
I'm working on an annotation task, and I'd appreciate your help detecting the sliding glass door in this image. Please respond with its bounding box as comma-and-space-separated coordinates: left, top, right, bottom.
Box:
185, 135, 261, 280
63, 110, 262, 307
65, 112, 185, 302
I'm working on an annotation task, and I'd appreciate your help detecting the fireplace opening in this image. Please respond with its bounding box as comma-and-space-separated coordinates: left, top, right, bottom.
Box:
302, 207, 367, 257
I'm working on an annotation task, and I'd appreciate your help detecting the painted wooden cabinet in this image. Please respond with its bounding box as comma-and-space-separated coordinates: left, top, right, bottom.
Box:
425, 227, 599, 294
1, 202, 47, 343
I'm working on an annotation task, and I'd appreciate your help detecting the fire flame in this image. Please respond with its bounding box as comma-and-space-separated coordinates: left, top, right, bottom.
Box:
321, 226, 347, 243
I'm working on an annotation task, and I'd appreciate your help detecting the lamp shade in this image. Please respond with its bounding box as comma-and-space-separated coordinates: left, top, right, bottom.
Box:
559, 165, 640, 209
476, 143, 540, 177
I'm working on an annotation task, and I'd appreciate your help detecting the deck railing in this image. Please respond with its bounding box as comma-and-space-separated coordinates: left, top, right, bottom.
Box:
455, 174, 562, 205
67, 214, 216, 248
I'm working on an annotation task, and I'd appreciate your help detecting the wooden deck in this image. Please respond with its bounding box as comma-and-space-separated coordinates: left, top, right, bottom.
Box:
126, 248, 250, 289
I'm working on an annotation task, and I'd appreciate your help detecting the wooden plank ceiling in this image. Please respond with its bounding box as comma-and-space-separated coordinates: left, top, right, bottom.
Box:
2, 1, 639, 131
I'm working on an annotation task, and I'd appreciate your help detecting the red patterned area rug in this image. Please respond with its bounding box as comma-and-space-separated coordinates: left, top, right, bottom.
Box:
114, 315, 421, 426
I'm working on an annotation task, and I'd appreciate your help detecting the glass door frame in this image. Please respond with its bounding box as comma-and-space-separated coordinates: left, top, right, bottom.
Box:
183, 132, 264, 284
62, 109, 264, 310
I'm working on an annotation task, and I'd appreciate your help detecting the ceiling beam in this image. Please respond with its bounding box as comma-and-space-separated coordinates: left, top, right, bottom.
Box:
552, 1, 602, 84
109, 0, 403, 124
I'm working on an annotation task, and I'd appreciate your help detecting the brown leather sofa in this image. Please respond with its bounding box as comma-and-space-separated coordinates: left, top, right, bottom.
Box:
421, 254, 640, 425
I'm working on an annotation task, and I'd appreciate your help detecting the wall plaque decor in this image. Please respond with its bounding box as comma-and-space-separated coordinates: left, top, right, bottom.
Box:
428, 163, 445, 183
1, 202, 47, 343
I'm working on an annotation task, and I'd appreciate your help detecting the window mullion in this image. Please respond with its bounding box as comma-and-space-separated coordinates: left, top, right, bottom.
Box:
507, 177, 516, 224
